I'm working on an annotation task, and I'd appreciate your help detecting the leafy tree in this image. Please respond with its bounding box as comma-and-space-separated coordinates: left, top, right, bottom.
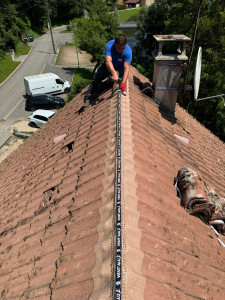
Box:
105, 0, 117, 6
0, 1, 27, 51
166, 0, 225, 141
134, 0, 225, 141
0, 0, 92, 54
72, 0, 119, 72
12, 0, 87, 32
134, 0, 172, 65
10, 0, 47, 31
56, 0, 84, 22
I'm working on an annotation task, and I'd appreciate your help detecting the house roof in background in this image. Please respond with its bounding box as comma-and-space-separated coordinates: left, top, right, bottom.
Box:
125, 0, 141, 4
0, 66, 225, 299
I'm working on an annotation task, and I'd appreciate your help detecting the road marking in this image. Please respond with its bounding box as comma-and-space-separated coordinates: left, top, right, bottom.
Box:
3, 97, 25, 120
41, 64, 46, 74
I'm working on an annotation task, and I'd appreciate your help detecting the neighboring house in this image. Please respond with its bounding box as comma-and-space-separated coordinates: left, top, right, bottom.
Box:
0, 66, 225, 299
118, 0, 154, 5
125, 0, 141, 8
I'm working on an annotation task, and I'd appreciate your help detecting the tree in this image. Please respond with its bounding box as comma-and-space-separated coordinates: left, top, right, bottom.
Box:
134, 0, 172, 65
12, 0, 87, 32
0, 1, 27, 52
55, 0, 85, 23
105, 0, 117, 6
0, 0, 92, 55
134, 0, 225, 141
166, 0, 225, 141
72, 0, 119, 72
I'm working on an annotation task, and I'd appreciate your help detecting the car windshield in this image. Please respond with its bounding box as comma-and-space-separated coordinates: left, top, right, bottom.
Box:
49, 113, 55, 119
47, 95, 55, 101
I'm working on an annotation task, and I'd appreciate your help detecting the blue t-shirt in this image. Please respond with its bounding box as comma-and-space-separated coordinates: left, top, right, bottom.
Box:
105, 40, 132, 68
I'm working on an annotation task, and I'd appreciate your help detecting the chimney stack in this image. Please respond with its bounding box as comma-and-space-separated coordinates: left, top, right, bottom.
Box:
152, 34, 191, 114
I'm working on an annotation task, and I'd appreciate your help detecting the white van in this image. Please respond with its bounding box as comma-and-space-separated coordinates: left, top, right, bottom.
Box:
24, 73, 71, 96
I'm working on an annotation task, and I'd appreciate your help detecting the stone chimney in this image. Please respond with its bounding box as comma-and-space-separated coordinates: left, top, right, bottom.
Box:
152, 34, 191, 114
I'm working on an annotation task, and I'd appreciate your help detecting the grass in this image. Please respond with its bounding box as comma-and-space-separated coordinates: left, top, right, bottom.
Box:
118, 8, 141, 22
21, 131, 34, 135
0, 56, 20, 84
56, 46, 66, 65
0, 39, 31, 84
60, 29, 74, 33
66, 68, 94, 102
15, 41, 30, 56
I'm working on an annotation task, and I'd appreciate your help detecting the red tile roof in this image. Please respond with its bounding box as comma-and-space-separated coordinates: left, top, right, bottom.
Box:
0, 66, 225, 299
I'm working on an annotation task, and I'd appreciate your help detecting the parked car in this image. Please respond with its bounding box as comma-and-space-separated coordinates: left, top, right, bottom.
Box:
29, 109, 55, 128
25, 94, 65, 111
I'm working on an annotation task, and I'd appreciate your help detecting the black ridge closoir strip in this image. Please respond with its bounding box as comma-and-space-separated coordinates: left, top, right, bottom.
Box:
115, 92, 122, 300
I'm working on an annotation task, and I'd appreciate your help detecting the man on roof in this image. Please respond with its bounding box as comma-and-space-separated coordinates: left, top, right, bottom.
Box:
84, 33, 132, 107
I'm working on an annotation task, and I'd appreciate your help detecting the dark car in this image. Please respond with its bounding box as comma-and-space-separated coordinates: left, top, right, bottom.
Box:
25, 94, 65, 111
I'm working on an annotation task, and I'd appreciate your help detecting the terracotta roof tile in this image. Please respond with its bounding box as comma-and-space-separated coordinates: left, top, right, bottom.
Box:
0, 66, 225, 299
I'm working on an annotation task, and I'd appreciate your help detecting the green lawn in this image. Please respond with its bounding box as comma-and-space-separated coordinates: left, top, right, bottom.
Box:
0, 56, 20, 84
0, 41, 30, 84
118, 8, 141, 22
15, 42, 30, 56
66, 68, 93, 102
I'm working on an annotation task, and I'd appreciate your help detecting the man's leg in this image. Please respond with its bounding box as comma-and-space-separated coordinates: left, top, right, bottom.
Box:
91, 63, 110, 93
116, 66, 124, 79
84, 63, 110, 105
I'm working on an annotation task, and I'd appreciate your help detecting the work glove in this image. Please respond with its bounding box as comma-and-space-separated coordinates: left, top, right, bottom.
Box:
120, 82, 126, 91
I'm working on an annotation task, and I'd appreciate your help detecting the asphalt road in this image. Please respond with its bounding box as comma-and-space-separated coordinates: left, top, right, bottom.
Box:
0, 26, 74, 148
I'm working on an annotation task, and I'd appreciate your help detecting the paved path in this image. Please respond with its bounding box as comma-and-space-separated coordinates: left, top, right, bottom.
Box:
57, 46, 95, 69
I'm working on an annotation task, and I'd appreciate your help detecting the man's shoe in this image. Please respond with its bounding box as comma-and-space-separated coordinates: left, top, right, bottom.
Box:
83, 98, 90, 107
84, 88, 92, 107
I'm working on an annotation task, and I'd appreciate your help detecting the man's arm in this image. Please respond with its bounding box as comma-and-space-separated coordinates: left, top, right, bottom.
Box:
122, 62, 130, 84
105, 55, 119, 82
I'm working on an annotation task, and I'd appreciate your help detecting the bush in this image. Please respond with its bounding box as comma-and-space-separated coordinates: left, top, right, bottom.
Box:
0, 50, 5, 59
128, 14, 139, 21
67, 80, 90, 102
116, 3, 128, 10
66, 68, 93, 103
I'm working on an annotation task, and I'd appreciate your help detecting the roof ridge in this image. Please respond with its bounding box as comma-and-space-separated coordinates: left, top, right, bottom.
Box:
121, 79, 146, 298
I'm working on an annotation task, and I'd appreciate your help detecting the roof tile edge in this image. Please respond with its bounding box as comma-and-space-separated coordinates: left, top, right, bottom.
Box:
90, 97, 117, 299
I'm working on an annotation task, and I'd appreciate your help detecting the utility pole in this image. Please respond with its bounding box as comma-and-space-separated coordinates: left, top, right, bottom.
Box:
45, 0, 56, 54
179, 0, 204, 104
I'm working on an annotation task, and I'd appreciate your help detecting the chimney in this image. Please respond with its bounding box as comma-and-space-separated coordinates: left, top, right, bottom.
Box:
152, 35, 191, 114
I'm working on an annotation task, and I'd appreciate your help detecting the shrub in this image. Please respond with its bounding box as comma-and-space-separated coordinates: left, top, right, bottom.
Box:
66, 68, 93, 103
67, 80, 90, 102
116, 3, 127, 10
